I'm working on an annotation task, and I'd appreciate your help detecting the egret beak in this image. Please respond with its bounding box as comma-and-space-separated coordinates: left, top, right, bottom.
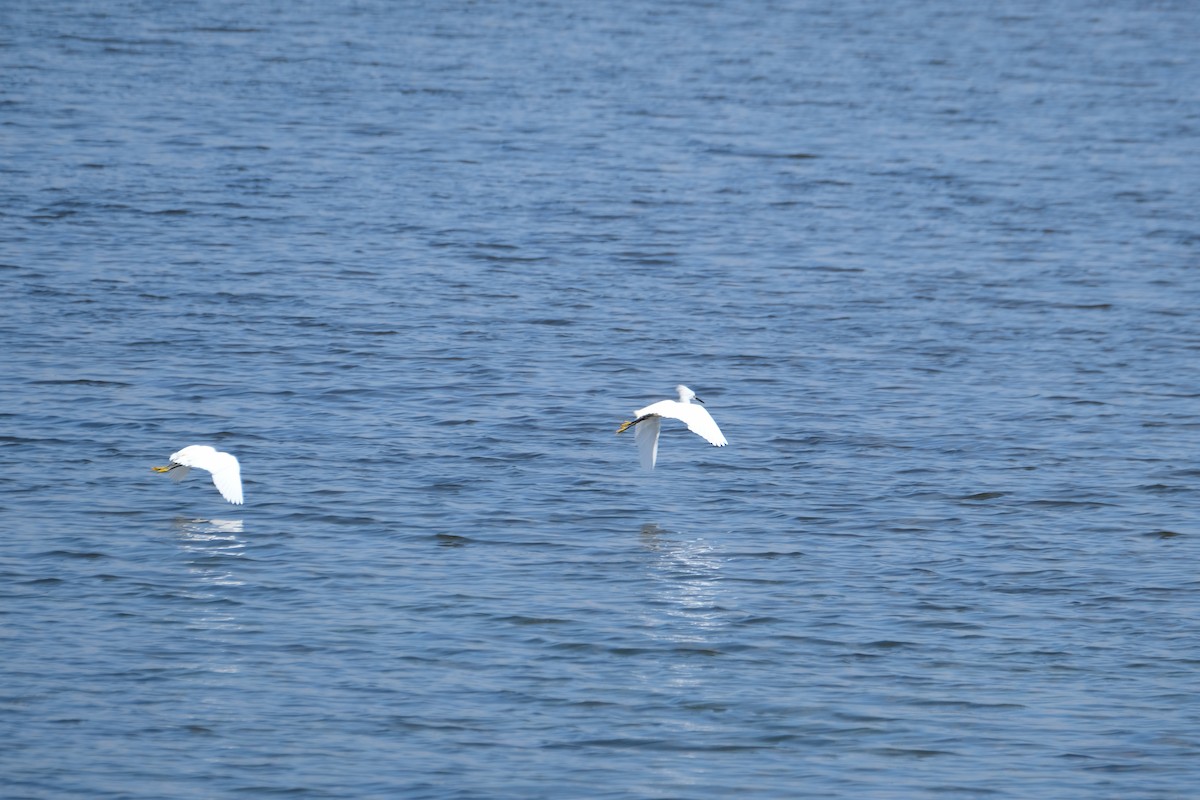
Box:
694, 396, 706, 404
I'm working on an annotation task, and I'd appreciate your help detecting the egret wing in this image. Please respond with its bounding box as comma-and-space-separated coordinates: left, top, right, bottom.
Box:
634, 415, 661, 470
167, 465, 192, 482
674, 404, 728, 447
208, 453, 244, 505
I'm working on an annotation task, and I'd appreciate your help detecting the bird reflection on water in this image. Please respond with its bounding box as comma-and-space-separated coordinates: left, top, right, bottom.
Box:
171, 517, 250, 646
640, 522, 728, 640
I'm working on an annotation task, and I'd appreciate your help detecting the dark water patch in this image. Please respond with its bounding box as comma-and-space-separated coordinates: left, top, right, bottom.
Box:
1142, 530, 1183, 540
38, 550, 108, 560
723, 549, 805, 560
495, 615, 571, 626
30, 378, 133, 387
866, 747, 957, 759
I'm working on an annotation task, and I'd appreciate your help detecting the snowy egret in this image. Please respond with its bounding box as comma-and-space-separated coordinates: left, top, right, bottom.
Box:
616, 385, 727, 470
153, 445, 244, 505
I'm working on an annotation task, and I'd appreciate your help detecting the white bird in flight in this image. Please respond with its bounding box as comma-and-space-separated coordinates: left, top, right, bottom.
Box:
616, 385, 728, 470
153, 445, 244, 505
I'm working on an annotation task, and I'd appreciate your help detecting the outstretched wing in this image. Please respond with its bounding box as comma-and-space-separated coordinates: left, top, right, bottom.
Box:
670, 404, 728, 447
634, 415, 661, 470
208, 453, 244, 505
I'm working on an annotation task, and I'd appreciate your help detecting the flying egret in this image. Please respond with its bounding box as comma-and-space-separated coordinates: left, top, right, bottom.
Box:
153, 445, 244, 505
616, 385, 728, 470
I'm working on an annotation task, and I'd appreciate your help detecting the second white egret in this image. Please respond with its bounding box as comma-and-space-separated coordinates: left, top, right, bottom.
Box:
153, 445, 244, 505
616, 385, 728, 470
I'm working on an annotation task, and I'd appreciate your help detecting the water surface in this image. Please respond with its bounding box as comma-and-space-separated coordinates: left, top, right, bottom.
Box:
2, 1, 1198, 797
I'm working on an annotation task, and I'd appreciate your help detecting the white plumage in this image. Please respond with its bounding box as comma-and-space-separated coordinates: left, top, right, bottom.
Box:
153, 445, 244, 505
616, 385, 728, 469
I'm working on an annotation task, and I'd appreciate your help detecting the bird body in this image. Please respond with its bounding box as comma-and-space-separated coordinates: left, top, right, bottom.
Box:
616, 385, 727, 469
153, 445, 243, 504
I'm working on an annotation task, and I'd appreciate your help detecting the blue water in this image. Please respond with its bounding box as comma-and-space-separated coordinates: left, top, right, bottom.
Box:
2, 1, 1198, 797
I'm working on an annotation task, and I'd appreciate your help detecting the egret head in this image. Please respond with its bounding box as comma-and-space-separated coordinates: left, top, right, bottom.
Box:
676, 385, 703, 404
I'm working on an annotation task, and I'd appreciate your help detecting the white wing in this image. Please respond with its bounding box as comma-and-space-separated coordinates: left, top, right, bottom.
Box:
660, 403, 728, 447
209, 455, 243, 505
634, 416, 661, 470
167, 465, 192, 482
